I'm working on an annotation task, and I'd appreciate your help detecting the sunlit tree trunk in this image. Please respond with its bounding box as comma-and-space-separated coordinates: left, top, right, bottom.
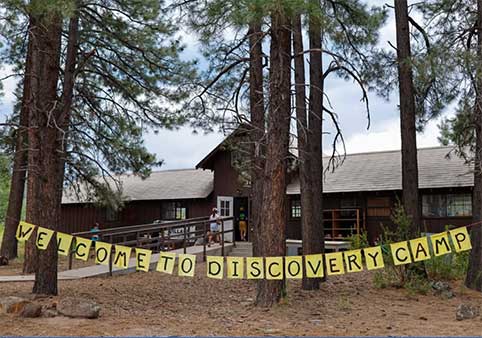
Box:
256, 4, 291, 307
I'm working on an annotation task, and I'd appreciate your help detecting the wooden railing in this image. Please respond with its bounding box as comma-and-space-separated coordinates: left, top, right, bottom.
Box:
68, 216, 235, 275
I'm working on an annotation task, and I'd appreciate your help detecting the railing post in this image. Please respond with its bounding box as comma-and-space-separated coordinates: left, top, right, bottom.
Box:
109, 235, 113, 276
203, 221, 207, 261
68, 240, 74, 270
221, 219, 225, 257
183, 223, 187, 254
232, 217, 236, 248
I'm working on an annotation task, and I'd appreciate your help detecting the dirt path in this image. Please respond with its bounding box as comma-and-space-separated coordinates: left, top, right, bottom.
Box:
0, 263, 481, 336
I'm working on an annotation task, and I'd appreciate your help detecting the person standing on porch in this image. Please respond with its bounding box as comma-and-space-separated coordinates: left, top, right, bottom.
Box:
208, 207, 220, 246
238, 207, 247, 241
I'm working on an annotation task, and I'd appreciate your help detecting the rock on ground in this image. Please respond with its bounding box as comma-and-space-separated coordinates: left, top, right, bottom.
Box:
20, 303, 42, 318
42, 309, 58, 318
0, 296, 29, 314
455, 304, 480, 321
57, 297, 100, 319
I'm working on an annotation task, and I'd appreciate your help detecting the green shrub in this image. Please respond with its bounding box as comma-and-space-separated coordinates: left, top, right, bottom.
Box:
347, 230, 369, 249
373, 202, 414, 287
425, 251, 469, 280
373, 202, 470, 293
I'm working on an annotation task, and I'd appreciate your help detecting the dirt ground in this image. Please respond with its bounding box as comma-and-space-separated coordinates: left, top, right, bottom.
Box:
0, 263, 481, 336
0, 255, 94, 276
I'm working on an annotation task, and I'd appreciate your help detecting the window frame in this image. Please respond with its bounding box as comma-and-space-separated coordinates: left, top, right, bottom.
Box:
422, 193, 472, 218
291, 199, 301, 219
162, 201, 188, 221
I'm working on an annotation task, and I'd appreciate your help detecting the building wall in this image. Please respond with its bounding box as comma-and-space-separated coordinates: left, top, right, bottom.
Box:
212, 150, 248, 198
60, 197, 213, 234
286, 187, 473, 244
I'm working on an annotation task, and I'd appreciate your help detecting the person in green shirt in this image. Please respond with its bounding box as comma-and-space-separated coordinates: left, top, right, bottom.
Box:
238, 207, 247, 241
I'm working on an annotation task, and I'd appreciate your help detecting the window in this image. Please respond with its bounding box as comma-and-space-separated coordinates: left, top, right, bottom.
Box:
291, 200, 301, 218
367, 197, 391, 217
162, 201, 187, 220
422, 194, 471, 217
219, 199, 230, 217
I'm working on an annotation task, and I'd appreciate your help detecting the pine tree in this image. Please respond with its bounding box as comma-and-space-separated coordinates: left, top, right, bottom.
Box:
426, 0, 482, 291
256, 1, 291, 307
0, 0, 196, 294
394, 0, 421, 235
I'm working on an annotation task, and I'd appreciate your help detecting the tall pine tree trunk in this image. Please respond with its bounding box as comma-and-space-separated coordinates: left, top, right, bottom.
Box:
293, 13, 320, 290
256, 4, 291, 307
466, 0, 482, 292
304, 4, 324, 290
32, 12, 79, 295
394, 0, 421, 234
21, 7, 63, 293
0, 28, 33, 259
249, 20, 265, 257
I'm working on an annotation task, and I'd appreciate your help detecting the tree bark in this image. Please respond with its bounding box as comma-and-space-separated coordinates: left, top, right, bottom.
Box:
394, 0, 421, 234
466, 0, 482, 292
0, 26, 33, 259
256, 4, 291, 307
248, 20, 265, 258
32, 12, 79, 295
304, 5, 325, 290
19, 6, 64, 293
293, 13, 322, 290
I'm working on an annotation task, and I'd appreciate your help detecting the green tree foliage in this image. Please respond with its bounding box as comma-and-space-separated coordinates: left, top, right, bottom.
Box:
0, 0, 198, 209
425, 1, 480, 154
177, 0, 387, 161
366, 2, 459, 130
0, 156, 10, 224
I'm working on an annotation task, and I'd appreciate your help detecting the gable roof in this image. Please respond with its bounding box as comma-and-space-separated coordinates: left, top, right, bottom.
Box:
286, 146, 473, 195
62, 169, 214, 204
196, 127, 299, 170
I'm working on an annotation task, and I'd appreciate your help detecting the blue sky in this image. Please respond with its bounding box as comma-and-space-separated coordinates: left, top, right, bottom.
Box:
0, 1, 451, 170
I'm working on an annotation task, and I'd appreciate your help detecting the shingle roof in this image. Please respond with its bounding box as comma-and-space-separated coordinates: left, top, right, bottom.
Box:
62, 169, 214, 204
286, 146, 473, 195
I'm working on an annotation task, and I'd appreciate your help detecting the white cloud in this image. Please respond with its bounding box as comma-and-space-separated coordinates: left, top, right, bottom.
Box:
144, 126, 224, 170
0, 65, 18, 122
340, 115, 447, 155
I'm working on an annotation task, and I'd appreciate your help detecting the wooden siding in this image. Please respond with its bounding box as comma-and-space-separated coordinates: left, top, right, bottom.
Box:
212, 150, 249, 198
286, 187, 473, 244
60, 198, 213, 234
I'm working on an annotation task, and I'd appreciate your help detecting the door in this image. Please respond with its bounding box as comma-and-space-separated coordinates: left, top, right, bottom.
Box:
234, 197, 249, 241
217, 196, 234, 242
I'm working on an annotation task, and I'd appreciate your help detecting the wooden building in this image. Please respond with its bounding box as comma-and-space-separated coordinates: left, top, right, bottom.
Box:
61, 169, 215, 234
287, 147, 472, 242
61, 141, 473, 244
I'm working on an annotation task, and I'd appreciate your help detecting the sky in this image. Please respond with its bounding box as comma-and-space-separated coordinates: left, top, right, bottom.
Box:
0, 1, 453, 171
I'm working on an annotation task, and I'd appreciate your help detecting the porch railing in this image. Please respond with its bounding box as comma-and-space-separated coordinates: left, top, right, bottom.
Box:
68, 216, 235, 275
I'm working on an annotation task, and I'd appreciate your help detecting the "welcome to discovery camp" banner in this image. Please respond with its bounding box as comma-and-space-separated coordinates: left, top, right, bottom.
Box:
15, 222, 472, 279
